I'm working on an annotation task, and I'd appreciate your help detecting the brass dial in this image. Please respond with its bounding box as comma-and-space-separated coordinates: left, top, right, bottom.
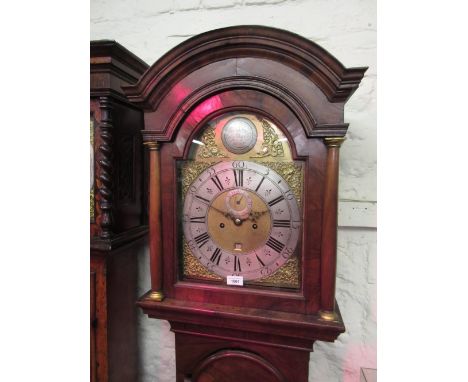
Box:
182, 161, 301, 280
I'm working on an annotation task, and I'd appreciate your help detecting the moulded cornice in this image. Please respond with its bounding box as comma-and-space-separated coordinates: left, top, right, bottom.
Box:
123, 25, 367, 108
91, 40, 149, 87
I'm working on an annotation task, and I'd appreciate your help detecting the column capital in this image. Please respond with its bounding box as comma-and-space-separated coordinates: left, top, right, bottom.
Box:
324, 137, 346, 148
144, 141, 161, 151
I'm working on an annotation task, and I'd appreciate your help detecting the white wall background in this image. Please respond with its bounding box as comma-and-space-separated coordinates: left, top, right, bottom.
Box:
91, 1, 376, 381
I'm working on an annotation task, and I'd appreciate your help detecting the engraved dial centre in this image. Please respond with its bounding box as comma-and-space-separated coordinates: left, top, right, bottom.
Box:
208, 189, 271, 254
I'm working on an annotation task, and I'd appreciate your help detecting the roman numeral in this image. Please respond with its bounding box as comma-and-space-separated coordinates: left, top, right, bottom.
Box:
266, 236, 285, 253
211, 175, 224, 192
210, 248, 222, 265
256, 254, 265, 267
234, 256, 241, 272
273, 219, 290, 228
190, 216, 206, 223
195, 195, 210, 204
268, 195, 285, 207
255, 176, 265, 192
194, 232, 210, 248
233, 169, 243, 187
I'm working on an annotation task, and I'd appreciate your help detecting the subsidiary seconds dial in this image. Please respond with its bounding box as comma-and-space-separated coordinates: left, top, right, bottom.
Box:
183, 161, 301, 281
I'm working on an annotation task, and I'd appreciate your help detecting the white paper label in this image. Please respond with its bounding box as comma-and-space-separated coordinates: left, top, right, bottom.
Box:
227, 275, 244, 286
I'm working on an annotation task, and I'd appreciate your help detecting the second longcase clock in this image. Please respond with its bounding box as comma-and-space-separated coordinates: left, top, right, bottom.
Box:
124, 26, 367, 382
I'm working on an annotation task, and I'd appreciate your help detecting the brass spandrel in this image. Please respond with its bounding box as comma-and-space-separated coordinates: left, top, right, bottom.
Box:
197, 126, 228, 159
248, 256, 300, 289
183, 239, 223, 281
260, 161, 304, 208
180, 161, 216, 199
251, 118, 285, 158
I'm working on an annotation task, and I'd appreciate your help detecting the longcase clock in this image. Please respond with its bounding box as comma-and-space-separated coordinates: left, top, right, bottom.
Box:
90, 40, 148, 382
123, 26, 367, 382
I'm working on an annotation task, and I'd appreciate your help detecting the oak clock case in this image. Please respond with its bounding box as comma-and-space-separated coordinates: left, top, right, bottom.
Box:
124, 25, 367, 382
90, 40, 148, 382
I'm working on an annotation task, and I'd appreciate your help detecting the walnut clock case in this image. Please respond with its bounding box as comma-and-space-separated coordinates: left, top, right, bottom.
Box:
90, 40, 149, 382
124, 26, 367, 382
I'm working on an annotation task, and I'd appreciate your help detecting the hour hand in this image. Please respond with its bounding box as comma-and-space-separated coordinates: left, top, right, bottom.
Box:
249, 209, 269, 221
209, 205, 244, 226
209, 204, 231, 218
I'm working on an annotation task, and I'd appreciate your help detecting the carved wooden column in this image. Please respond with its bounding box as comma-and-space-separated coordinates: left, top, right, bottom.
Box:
98, 96, 114, 239
145, 141, 165, 301
319, 137, 346, 320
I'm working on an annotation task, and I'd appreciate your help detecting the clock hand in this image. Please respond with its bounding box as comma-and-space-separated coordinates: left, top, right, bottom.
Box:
249, 209, 269, 221
209, 203, 248, 225
209, 204, 231, 218
209, 204, 243, 223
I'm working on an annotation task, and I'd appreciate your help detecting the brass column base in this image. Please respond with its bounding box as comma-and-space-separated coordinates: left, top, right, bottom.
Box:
146, 290, 165, 302
318, 310, 338, 322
